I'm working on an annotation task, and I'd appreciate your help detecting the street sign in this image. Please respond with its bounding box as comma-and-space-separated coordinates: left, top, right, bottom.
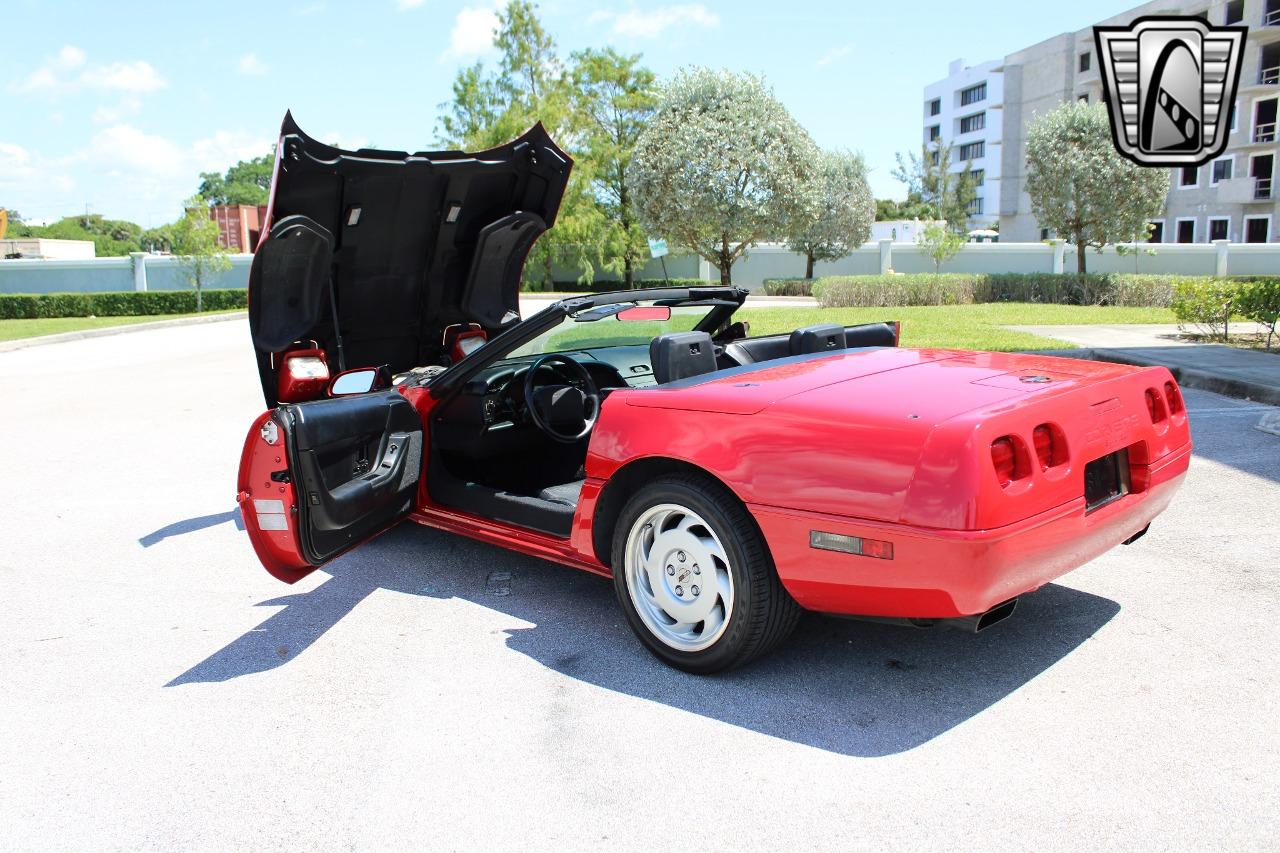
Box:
647, 238, 668, 259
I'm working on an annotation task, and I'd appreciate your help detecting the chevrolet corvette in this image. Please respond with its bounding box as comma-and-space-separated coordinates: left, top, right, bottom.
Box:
236, 114, 1192, 672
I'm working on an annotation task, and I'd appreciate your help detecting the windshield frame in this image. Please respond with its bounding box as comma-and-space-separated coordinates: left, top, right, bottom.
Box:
428, 285, 747, 398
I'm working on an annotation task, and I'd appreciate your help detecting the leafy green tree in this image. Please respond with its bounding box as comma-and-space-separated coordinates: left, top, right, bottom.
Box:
171, 195, 231, 311
12, 214, 143, 256
628, 68, 821, 286
876, 194, 935, 222
892, 141, 978, 231
437, 1, 602, 289
570, 47, 657, 288
198, 153, 274, 206
787, 150, 874, 278
917, 221, 965, 273
1026, 101, 1169, 274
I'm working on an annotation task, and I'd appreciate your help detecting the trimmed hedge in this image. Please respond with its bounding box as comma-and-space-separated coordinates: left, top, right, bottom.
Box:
537, 278, 709, 293
761, 278, 814, 296
0, 289, 247, 319
809, 273, 1248, 309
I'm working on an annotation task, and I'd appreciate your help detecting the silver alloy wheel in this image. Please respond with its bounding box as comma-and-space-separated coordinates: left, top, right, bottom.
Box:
623, 503, 735, 652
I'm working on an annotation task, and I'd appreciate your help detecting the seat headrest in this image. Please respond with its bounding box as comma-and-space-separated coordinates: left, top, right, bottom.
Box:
649, 331, 717, 384
789, 324, 846, 356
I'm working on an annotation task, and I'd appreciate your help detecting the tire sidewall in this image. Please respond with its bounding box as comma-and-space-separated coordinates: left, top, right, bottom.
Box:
611, 477, 762, 673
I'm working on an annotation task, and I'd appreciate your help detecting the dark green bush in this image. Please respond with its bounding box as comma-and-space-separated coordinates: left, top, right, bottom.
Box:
532, 278, 708, 293
761, 278, 814, 296
0, 289, 247, 319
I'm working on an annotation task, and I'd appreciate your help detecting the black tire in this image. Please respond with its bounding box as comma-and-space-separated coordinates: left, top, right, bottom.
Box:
610, 472, 802, 674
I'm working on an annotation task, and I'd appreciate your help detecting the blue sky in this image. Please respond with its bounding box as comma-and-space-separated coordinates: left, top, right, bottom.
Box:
3, 0, 1134, 227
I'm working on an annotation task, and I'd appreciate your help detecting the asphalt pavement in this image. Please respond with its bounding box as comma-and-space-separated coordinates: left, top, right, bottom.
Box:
1, 319, 1276, 850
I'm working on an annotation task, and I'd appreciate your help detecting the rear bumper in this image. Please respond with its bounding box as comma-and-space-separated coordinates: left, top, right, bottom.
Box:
750, 443, 1191, 618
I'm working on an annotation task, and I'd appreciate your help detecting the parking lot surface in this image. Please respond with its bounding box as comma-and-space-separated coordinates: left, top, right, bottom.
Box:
1, 320, 1276, 850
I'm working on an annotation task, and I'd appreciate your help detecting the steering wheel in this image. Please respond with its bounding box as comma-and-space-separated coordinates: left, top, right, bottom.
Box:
522, 353, 601, 444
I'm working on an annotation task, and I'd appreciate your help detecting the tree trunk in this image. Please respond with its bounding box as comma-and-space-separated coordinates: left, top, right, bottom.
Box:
805, 253, 815, 280
196, 282, 203, 313
720, 237, 732, 286
624, 256, 634, 289
1076, 240, 1087, 275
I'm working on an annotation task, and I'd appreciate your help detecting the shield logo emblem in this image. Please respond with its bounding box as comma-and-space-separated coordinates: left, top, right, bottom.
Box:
1094, 16, 1246, 167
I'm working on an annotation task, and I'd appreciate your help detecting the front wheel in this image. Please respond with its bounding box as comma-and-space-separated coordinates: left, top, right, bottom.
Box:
611, 474, 801, 673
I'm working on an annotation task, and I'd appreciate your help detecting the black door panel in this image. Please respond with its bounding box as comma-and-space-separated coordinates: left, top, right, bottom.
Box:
279, 390, 423, 564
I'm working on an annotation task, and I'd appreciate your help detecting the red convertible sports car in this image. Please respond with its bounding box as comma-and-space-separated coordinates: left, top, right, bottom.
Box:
236, 115, 1192, 672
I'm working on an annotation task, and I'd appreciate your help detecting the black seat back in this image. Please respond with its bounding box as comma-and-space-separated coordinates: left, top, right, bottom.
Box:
650, 332, 717, 384
789, 324, 846, 355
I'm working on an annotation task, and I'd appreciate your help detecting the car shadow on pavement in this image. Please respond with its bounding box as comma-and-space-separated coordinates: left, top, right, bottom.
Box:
168, 523, 1119, 757
139, 510, 244, 548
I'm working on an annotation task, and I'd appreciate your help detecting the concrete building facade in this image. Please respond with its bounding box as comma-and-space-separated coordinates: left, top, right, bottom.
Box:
922, 59, 1004, 228
994, 0, 1280, 245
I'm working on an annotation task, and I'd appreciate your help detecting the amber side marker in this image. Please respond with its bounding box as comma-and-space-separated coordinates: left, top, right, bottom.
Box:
809, 530, 894, 560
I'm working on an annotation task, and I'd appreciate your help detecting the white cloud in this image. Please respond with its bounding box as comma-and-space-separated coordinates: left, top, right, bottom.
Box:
237, 53, 270, 76
10, 48, 166, 94
86, 60, 166, 93
0, 141, 75, 197
442, 4, 500, 61
815, 44, 852, 69
396, 0, 426, 9
92, 96, 142, 124
597, 4, 719, 38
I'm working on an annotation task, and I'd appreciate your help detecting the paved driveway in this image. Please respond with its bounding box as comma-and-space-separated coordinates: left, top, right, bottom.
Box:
1, 320, 1276, 850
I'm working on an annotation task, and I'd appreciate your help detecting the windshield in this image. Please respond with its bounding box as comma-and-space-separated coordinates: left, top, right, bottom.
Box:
505, 302, 717, 359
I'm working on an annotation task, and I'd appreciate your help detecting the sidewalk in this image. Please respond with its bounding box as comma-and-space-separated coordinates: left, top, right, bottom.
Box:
1012, 323, 1280, 406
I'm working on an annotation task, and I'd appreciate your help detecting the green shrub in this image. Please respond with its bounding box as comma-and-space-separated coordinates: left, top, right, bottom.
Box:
533, 278, 708, 293
0, 289, 247, 319
1237, 277, 1280, 349
814, 274, 986, 308
1171, 279, 1240, 340
812, 273, 1187, 309
761, 278, 814, 296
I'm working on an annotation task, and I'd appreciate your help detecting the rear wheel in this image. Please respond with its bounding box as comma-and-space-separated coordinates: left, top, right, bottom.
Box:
611, 473, 801, 673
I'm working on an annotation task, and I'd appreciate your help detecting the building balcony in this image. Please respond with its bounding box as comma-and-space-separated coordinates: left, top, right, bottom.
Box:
1255, 122, 1277, 144
1258, 177, 1275, 200
1219, 176, 1276, 202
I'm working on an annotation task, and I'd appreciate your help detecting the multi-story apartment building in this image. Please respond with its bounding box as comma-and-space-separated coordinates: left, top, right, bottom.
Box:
924, 0, 1280, 244
921, 59, 1004, 228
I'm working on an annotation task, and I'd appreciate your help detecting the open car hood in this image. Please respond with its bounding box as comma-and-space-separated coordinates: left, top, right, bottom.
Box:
248, 112, 572, 406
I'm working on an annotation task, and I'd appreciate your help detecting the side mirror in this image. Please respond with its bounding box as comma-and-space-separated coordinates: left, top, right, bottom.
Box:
329, 367, 382, 397
617, 305, 671, 322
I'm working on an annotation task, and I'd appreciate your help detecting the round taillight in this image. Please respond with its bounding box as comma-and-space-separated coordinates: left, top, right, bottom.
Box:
1164, 381, 1183, 414
1033, 425, 1055, 470
1145, 388, 1166, 423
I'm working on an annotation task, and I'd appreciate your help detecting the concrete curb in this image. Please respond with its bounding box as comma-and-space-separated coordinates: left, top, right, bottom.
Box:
0, 310, 247, 353
1027, 346, 1280, 407
1255, 411, 1280, 436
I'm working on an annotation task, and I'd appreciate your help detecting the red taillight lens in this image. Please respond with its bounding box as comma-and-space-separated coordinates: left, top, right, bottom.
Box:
1145, 388, 1166, 423
1033, 425, 1056, 470
991, 436, 1018, 487
1164, 381, 1183, 414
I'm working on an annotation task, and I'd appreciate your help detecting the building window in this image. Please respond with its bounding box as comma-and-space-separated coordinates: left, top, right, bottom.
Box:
1176, 219, 1197, 243
959, 112, 985, 134
1226, 0, 1244, 24
1230, 100, 1238, 132
960, 83, 986, 106
1078, 94, 1089, 103
928, 124, 941, 141
1040, 228, 1051, 240
929, 149, 940, 166
928, 98, 941, 117
958, 140, 985, 160
1209, 218, 1230, 241
971, 169, 985, 187
1211, 157, 1234, 185
1079, 52, 1091, 72
967, 197, 984, 215
1179, 165, 1199, 187
1245, 216, 1271, 243
1147, 221, 1164, 243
